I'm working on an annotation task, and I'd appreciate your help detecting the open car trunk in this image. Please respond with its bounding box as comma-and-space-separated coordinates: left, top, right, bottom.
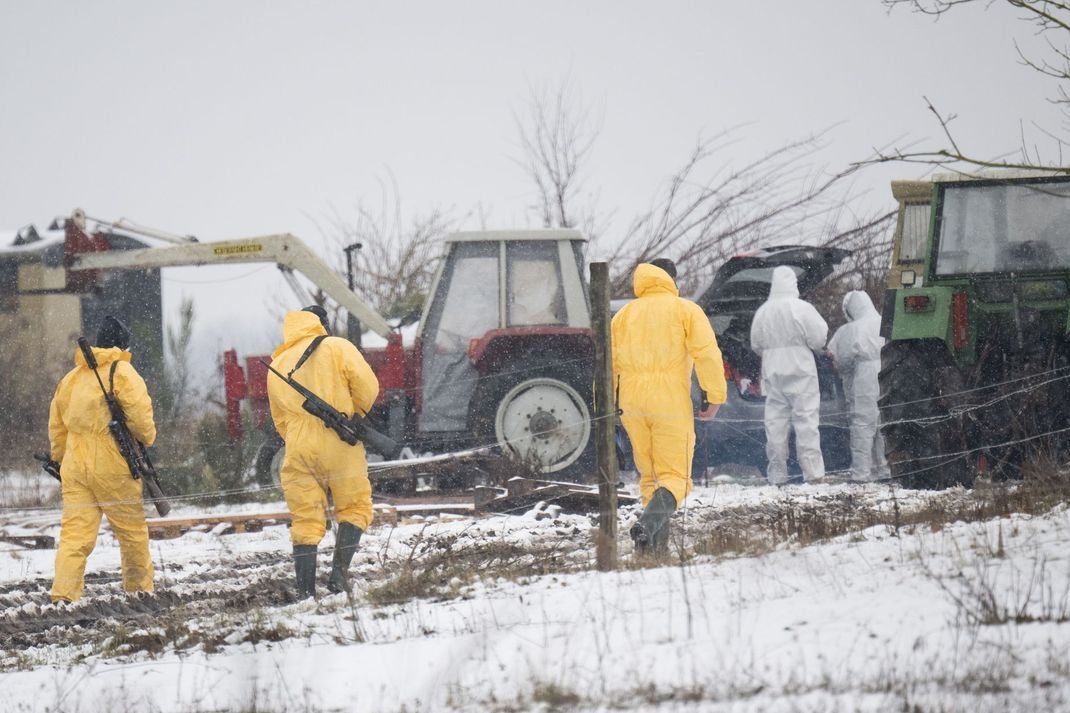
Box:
694, 245, 849, 394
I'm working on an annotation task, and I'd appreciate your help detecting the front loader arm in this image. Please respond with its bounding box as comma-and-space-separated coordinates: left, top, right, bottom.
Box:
69, 233, 394, 339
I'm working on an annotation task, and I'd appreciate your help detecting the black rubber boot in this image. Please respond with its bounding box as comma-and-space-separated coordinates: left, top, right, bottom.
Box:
293, 544, 318, 600
630, 487, 677, 555
327, 523, 363, 594
653, 519, 672, 555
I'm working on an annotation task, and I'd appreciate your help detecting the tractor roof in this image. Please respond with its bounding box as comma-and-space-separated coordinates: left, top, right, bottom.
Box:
445, 229, 586, 243
932, 168, 1068, 183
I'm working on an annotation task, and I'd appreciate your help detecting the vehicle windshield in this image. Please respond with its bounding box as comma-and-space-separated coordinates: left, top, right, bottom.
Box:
935, 180, 1070, 275
709, 265, 805, 300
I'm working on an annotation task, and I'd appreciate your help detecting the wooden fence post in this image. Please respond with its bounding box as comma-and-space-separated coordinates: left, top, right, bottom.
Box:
590, 262, 618, 571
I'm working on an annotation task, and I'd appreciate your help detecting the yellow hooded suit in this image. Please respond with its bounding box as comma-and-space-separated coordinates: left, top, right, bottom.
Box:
49, 346, 157, 602
611, 264, 727, 506
267, 310, 380, 544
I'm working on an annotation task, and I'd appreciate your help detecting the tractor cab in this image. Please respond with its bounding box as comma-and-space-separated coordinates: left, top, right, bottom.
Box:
414, 230, 594, 475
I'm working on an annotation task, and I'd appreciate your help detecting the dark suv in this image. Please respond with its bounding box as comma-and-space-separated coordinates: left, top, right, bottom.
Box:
691, 246, 851, 476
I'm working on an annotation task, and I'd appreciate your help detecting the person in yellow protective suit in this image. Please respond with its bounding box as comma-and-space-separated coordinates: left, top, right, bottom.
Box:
267, 306, 380, 598
612, 259, 727, 554
49, 316, 157, 603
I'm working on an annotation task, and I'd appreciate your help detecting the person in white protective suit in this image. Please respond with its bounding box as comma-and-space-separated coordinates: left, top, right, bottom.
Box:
827, 290, 892, 482
750, 266, 829, 484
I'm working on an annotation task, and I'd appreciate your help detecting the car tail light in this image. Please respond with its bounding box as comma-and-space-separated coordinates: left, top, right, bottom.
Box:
904, 295, 932, 313
724, 360, 762, 399
952, 291, 969, 349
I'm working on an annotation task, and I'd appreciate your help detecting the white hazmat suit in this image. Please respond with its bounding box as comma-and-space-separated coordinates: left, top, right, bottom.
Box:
827, 291, 891, 482
750, 266, 829, 484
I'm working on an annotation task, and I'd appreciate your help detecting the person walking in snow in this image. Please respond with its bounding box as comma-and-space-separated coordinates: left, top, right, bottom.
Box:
750, 266, 829, 485
267, 306, 380, 599
612, 258, 727, 554
827, 290, 891, 482
48, 316, 157, 603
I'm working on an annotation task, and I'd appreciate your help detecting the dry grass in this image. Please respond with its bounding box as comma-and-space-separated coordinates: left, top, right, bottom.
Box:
365, 537, 577, 607
679, 473, 1070, 564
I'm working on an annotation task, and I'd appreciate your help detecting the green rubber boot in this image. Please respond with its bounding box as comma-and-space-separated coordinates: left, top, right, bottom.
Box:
630, 487, 677, 556
293, 544, 318, 600
327, 523, 364, 594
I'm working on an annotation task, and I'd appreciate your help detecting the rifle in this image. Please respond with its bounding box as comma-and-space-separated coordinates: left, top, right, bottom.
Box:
261, 360, 401, 460
33, 453, 62, 482
77, 337, 171, 517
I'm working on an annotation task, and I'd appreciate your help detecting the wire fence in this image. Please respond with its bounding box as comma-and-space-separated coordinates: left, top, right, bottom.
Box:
7, 350, 1070, 514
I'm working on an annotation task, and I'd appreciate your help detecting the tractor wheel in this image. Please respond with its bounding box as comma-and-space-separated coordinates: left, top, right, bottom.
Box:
879, 340, 972, 489
472, 358, 595, 480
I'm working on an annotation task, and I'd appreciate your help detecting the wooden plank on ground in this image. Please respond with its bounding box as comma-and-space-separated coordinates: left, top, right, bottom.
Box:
145, 500, 479, 539
0, 534, 56, 550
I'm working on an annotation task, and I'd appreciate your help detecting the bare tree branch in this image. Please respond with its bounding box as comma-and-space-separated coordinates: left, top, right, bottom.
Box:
513, 78, 605, 242
881, 0, 1070, 171
602, 129, 867, 296
311, 173, 458, 329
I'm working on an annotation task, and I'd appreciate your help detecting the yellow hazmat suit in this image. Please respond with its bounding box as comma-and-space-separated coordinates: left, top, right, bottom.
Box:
49, 347, 157, 603
611, 264, 727, 507
267, 311, 380, 545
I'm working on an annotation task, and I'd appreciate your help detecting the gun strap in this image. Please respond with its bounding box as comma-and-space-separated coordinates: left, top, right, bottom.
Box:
289, 335, 327, 378
109, 361, 119, 396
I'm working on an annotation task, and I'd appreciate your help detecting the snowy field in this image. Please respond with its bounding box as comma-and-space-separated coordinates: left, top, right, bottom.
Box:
1, 479, 1069, 712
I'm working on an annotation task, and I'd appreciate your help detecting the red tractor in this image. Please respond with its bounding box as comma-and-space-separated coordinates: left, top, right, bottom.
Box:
217, 230, 598, 484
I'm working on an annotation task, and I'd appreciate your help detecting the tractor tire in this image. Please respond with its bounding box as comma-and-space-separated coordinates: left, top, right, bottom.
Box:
879, 340, 972, 489
471, 357, 595, 481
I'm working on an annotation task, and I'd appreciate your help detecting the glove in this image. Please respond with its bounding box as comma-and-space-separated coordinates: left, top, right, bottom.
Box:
697, 404, 720, 422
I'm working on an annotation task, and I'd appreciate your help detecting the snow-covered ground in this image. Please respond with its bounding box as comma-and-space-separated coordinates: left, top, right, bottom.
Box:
1, 482, 1069, 712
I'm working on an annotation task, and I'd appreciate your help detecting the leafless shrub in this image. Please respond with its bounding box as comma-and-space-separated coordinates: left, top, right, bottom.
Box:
530, 681, 582, 710
932, 552, 1070, 626
365, 536, 574, 607
679, 475, 1070, 563
810, 209, 897, 327
317, 174, 458, 326
513, 78, 605, 241
604, 129, 868, 297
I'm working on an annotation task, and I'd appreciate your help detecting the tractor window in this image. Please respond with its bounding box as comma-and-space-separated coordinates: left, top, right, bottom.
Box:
431, 242, 500, 351
899, 203, 929, 263
506, 241, 566, 326
936, 180, 1070, 275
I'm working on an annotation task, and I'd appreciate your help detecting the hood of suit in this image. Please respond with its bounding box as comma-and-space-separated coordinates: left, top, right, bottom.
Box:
632, 263, 679, 298
842, 290, 879, 322
768, 265, 800, 299
273, 310, 328, 358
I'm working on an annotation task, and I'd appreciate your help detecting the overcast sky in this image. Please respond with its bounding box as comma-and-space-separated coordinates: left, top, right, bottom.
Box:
0, 1, 1060, 373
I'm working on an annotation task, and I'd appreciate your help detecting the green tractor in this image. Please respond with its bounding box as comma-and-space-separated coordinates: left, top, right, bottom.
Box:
879, 171, 1070, 487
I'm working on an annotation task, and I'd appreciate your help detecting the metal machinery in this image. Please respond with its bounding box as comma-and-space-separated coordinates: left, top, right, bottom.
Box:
878, 172, 1070, 486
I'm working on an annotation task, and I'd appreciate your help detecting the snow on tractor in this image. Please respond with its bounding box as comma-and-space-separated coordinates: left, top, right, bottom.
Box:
879, 172, 1070, 487
225, 230, 597, 485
